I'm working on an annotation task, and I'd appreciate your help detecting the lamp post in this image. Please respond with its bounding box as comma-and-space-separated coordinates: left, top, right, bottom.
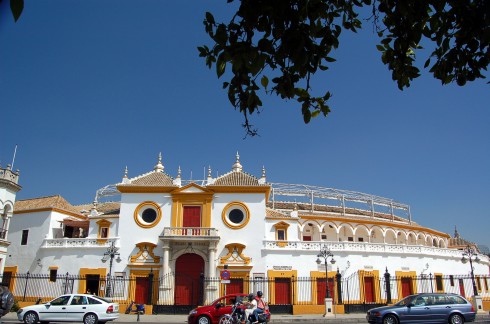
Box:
102, 241, 121, 297
316, 245, 336, 299
461, 245, 480, 297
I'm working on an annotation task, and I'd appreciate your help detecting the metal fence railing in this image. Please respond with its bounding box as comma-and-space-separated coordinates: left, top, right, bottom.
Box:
2, 272, 489, 312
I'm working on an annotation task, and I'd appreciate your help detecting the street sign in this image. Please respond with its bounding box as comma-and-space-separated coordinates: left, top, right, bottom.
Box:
220, 270, 231, 280
221, 280, 230, 284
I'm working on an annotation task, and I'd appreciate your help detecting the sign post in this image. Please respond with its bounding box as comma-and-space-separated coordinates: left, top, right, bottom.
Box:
220, 269, 230, 295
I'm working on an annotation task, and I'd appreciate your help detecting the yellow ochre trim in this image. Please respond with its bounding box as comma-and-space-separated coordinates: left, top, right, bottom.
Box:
133, 201, 162, 229
267, 269, 298, 305
221, 202, 250, 229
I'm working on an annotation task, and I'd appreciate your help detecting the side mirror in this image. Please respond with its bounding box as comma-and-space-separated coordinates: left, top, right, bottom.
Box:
407, 303, 414, 308
215, 303, 223, 308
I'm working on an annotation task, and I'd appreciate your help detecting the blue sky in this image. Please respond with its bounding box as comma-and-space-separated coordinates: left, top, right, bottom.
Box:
1, 1, 489, 248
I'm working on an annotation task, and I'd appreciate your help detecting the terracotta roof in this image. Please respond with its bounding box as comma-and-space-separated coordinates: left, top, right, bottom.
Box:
120, 171, 176, 187
76, 201, 121, 217
266, 208, 290, 218
14, 195, 83, 216
209, 171, 266, 186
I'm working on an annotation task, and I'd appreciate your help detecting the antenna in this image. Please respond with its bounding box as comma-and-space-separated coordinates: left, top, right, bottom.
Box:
11, 144, 18, 169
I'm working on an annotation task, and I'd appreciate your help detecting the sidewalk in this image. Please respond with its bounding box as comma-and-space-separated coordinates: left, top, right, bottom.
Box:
2, 311, 489, 323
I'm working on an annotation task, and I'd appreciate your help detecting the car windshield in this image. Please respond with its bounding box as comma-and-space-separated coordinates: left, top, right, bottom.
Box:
394, 295, 415, 306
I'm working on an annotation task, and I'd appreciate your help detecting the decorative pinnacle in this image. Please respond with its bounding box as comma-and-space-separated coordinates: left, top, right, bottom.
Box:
207, 166, 212, 178
232, 151, 243, 172
123, 166, 128, 178
154, 152, 164, 172
177, 166, 181, 178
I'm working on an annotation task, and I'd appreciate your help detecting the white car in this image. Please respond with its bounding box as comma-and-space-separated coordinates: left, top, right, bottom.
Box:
17, 294, 119, 324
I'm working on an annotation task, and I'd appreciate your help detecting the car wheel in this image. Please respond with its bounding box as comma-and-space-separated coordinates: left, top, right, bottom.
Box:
23, 311, 39, 324
197, 315, 211, 324
449, 314, 465, 324
83, 313, 99, 324
383, 314, 399, 324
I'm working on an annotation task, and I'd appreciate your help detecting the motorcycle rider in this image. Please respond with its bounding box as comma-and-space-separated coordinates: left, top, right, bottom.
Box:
243, 293, 257, 323
251, 291, 267, 323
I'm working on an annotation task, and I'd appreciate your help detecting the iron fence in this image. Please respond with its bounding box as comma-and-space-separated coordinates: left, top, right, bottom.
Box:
2, 272, 489, 313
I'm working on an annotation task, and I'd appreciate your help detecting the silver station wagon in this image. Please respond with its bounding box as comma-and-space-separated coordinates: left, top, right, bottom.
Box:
366, 293, 476, 324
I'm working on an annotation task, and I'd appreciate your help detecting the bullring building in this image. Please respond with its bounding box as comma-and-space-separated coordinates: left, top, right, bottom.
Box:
2, 153, 489, 315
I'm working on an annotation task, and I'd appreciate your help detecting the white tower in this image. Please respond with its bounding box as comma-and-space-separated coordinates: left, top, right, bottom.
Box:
0, 163, 21, 274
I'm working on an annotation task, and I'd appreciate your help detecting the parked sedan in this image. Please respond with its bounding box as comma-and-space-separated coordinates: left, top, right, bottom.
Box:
366, 293, 476, 324
17, 294, 119, 324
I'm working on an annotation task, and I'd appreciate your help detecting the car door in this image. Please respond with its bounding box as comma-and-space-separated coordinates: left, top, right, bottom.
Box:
212, 296, 234, 323
65, 295, 88, 321
404, 296, 433, 323
430, 294, 452, 322
38, 295, 70, 322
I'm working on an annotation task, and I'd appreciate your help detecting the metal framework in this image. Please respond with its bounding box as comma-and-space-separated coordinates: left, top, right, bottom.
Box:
95, 181, 411, 221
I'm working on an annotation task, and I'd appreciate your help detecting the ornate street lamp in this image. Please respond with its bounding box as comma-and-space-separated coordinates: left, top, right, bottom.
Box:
102, 241, 122, 297
316, 245, 336, 298
461, 245, 480, 296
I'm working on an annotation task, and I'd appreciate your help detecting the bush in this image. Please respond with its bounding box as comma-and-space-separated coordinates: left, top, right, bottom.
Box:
10, 299, 19, 313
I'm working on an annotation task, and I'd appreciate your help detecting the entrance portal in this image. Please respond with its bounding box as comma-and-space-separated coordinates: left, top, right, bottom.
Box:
175, 253, 204, 305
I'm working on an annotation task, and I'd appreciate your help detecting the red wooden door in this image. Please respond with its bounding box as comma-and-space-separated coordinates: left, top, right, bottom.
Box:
401, 277, 413, 297
275, 278, 291, 304
459, 279, 466, 297
227, 278, 243, 295
183, 206, 201, 235
175, 253, 204, 305
135, 277, 149, 304
316, 277, 336, 304
364, 276, 375, 303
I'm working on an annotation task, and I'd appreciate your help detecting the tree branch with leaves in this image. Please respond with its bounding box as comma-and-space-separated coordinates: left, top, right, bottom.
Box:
199, 0, 489, 136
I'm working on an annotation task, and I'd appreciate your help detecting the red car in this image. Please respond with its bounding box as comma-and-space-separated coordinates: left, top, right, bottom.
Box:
188, 293, 247, 324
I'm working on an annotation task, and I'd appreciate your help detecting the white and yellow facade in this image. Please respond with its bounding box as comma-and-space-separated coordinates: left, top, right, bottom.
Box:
4, 153, 490, 310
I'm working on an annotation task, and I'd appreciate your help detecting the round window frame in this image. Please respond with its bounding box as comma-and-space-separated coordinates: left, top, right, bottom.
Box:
134, 201, 162, 228
222, 202, 250, 229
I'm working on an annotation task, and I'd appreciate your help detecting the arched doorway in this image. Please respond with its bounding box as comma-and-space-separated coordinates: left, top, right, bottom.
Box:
175, 253, 204, 305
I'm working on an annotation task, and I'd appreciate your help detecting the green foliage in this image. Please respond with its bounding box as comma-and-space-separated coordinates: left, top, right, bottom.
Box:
10, 298, 20, 312
201, 0, 489, 135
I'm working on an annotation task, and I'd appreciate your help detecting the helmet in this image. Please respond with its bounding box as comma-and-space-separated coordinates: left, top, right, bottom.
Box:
248, 293, 255, 301
257, 291, 263, 297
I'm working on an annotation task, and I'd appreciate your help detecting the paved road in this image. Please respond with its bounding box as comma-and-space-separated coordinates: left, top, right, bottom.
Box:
4, 312, 490, 324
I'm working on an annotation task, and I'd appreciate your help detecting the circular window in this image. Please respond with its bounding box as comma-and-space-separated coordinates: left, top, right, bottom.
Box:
222, 202, 250, 229
142, 208, 157, 223
134, 201, 162, 228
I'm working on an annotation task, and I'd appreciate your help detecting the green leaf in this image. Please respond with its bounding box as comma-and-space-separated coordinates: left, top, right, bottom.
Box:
260, 75, 269, 88
10, 0, 24, 22
217, 56, 226, 78
205, 12, 215, 25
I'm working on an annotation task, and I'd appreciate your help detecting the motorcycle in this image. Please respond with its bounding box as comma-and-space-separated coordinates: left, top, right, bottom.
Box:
124, 300, 145, 314
219, 300, 270, 324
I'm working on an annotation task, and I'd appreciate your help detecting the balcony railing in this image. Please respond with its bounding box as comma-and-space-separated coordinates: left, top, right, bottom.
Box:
263, 240, 468, 258
160, 227, 219, 240
41, 237, 118, 248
